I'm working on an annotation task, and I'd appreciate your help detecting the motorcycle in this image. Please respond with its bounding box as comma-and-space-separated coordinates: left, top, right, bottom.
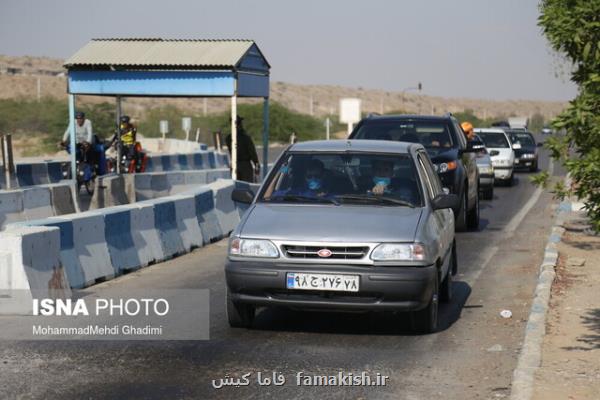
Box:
105, 141, 147, 174
60, 142, 96, 195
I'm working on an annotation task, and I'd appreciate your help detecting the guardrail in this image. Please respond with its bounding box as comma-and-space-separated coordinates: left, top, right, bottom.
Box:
0, 179, 259, 314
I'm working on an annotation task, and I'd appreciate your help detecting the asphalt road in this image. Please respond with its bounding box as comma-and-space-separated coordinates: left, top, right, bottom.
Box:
0, 145, 565, 400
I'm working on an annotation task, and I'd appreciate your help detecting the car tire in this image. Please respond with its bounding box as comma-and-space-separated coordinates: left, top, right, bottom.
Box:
226, 288, 255, 328
411, 272, 439, 334
483, 186, 493, 200
467, 187, 480, 230
529, 162, 537, 172
506, 173, 514, 187
441, 245, 455, 303
455, 191, 468, 232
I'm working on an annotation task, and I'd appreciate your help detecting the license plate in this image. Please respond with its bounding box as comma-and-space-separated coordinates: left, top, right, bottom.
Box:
286, 273, 359, 292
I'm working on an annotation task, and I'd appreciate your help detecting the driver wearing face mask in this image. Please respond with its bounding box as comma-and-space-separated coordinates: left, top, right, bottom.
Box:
371, 160, 395, 195
302, 159, 328, 196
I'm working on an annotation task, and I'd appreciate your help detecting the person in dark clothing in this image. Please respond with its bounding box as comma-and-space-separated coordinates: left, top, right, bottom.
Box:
225, 116, 260, 182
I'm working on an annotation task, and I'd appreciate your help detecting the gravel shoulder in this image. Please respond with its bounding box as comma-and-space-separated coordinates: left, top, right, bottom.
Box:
533, 213, 600, 400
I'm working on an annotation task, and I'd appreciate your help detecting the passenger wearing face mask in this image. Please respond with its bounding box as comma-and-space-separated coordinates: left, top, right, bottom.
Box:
369, 159, 417, 204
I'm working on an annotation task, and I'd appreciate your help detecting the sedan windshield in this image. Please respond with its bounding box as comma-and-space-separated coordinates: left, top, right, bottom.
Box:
477, 132, 510, 148
260, 153, 423, 207
352, 120, 454, 151
510, 133, 535, 146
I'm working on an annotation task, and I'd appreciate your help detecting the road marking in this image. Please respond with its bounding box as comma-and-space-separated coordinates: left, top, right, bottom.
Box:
503, 157, 554, 233
463, 245, 499, 286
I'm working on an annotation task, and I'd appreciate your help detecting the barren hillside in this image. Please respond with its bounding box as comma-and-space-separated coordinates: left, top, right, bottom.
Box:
0, 54, 566, 120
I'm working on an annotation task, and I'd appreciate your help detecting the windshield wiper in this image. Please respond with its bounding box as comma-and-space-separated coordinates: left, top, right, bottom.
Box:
265, 194, 340, 205
335, 194, 415, 207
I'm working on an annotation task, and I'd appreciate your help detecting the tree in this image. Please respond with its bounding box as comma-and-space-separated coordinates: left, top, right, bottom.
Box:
533, 0, 600, 231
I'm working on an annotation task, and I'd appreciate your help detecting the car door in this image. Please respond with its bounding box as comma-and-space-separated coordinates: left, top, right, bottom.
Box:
416, 151, 453, 272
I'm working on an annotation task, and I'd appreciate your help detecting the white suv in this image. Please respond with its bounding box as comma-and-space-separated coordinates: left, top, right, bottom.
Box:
474, 128, 516, 186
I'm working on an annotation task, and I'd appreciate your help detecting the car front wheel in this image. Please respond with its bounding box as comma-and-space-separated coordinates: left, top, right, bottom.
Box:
410, 273, 439, 334
226, 288, 255, 328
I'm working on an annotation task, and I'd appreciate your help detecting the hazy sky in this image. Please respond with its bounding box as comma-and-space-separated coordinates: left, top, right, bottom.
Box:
0, 0, 576, 101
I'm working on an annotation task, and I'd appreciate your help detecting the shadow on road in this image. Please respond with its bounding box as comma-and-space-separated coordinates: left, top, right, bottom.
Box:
248, 280, 472, 336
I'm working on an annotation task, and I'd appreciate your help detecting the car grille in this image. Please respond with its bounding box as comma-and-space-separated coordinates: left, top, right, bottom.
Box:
282, 245, 369, 260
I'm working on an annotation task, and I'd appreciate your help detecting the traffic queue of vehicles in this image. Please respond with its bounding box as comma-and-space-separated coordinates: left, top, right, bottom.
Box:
225, 114, 541, 334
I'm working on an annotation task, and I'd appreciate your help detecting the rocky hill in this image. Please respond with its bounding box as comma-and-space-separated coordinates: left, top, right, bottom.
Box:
0, 54, 566, 120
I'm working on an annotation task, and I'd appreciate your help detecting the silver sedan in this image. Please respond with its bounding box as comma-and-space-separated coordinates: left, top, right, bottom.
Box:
226, 140, 459, 333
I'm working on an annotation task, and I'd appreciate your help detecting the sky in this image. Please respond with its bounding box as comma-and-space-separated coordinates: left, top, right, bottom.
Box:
0, 0, 577, 102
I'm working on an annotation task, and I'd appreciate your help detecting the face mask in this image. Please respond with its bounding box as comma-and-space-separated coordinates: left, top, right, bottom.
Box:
307, 178, 321, 190
373, 177, 391, 187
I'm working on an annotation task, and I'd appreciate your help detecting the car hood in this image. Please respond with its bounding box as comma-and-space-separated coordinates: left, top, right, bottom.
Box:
239, 204, 423, 242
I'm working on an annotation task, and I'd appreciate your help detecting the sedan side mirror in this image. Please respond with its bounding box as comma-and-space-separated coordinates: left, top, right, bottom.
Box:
489, 150, 500, 156
431, 193, 459, 210
231, 188, 255, 204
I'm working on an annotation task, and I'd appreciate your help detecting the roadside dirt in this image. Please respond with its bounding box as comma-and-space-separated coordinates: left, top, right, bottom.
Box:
533, 214, 600, 400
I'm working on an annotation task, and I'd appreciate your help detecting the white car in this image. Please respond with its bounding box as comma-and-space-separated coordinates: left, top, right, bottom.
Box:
474, 128, 516, 186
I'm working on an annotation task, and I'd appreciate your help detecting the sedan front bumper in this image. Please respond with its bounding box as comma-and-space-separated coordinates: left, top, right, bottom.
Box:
226, 260, 437, 312
493, 166, 513, 180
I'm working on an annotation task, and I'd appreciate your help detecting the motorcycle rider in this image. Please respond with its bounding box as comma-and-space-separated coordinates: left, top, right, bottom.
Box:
60, 111, 94, 162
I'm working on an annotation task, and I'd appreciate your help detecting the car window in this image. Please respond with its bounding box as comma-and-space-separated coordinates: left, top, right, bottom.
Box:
260, 152, 424, 207
510, 133, 535, 146
477, 132, 510, 148
416, 154, 435, 199
352, 120, 454, 153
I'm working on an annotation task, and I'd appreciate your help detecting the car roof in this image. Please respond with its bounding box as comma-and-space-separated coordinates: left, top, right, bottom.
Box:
474, 128, 509, 134
363, 114, 452, 122
289, 139, 422, 154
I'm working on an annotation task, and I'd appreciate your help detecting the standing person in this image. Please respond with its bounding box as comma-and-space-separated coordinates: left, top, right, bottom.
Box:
225, 116, 260, 182
60, 111, 94, 162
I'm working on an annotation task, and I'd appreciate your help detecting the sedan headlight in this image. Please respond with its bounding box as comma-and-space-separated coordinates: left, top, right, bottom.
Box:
478, 166, 494, 174
521, 153, 535, 159
371, 243, 426, 261
229, 238, 279, 258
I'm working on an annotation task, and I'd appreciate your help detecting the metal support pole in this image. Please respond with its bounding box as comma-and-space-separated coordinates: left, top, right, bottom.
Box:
262, 97, 269, 179
116, 96, 122, 174
326, 117, 330, 140
68, 94, 77, 183
231, 95, 238, 181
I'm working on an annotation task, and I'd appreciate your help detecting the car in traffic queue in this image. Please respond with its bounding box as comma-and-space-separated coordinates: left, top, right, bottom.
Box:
474, 128, 516, 186
504, 129, 539, 172
470, 135, 496, 200
226, 140, 459, 333
348, 114, 480, 232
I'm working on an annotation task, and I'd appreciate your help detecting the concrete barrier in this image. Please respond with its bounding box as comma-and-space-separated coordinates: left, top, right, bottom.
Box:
49, 182, 78, 215
191, 187, 222, 244
129, 202, 165, 267
103, 207, 141, 273
142, 138, 208, 153
151, 198, 186, 259
0, 191, 24, 228
89, 174, 135, 210
0, 225, 70, 314
0, 182, 77, 230
16, 163, 50, 187
171, 194, 204, 251
133, 169, 230, 201
1, 178, 251, 308
23, 186, 54, 220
